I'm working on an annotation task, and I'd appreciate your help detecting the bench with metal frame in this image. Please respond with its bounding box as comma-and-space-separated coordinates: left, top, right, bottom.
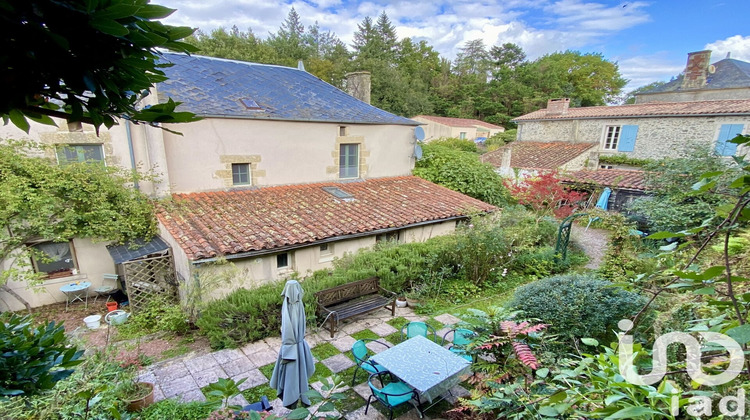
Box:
315, 277, 396, 338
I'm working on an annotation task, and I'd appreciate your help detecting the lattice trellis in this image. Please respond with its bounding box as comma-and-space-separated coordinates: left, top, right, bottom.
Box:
122, 252, 178, 314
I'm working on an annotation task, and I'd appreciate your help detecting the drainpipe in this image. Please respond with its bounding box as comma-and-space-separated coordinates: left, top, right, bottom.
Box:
124, 120, 140, 190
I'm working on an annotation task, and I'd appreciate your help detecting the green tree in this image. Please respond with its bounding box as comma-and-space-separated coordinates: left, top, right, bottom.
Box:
620, 80, 669, 104
0, 142, 157, 310
186, 26, 279, 64
267, 7, 311, 64
1, 0, 200, 132
413, 144, 510, 206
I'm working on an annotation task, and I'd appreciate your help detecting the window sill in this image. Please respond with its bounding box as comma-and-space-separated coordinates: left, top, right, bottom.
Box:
45, 274, 89, 285
319, 255, 334, 263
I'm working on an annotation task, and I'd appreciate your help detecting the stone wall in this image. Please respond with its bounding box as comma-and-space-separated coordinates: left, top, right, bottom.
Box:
517, 115, 750, 159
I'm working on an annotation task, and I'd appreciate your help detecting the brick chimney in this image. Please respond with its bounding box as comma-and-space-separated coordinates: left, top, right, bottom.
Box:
546, 98, 570, 116
681, 50, 712, 90
344, 71, 371, 104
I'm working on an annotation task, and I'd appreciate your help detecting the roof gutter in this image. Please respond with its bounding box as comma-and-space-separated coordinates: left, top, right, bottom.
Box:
171, 114, 420, 127
190, 215, 468, 265
513, 112, 750, 123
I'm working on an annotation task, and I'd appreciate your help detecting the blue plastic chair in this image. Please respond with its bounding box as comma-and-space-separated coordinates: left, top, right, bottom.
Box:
400, 321, 437, 342
442, 328, 477, 362
365, 371, 422, 420
351, 339, 390, 386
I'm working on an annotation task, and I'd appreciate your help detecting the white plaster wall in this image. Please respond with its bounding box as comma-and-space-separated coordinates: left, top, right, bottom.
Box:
160, 119, 415, 193
0, 238, 116, 312
517, 116, 750, 159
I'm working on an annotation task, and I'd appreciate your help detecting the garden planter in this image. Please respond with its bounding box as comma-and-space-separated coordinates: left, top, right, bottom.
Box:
126, 382, 154, 412
83, 314, 101, 329
405, 297, 420, 307
106, 301, 118, 312
395, 297, 407, 308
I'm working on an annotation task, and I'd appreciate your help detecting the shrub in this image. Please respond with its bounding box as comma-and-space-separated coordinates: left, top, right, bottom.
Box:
504, 171, 586, 219
429, 137, 478, 153
484, 129, 516, 151
141, 399, 214, 420
0, 313, 83, 399
509, 273, 645, 343
413, 144, 511, 206
117, 296, 190, 339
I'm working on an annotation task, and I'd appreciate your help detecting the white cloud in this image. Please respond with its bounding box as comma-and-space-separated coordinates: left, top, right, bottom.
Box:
616, 54, 684, 91
705, 35, 750, 62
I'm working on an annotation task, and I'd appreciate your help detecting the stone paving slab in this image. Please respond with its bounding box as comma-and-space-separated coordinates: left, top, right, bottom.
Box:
433, 313, 462, 326
353, 382, 371, 400
176, 388, 206, 403
161, 375, 200, 399
370, 323, 397, 337
192, 366, 227, 388
331, 334, 357, 352
222, 356, 257, 377
263, 336, 283, 350
341, 320, 369, 335
184, 353, 220, 375
233, 368, 269, 390
436, 327, 452, 343
321, 353, 356, 373
345, 405, 387, 420
247, 348, 278, 366
366, 339, 392, 353
241, 340, 271, 357
153, 362, 190, 383
212, 348, 245, 365
227, 394, 249, 407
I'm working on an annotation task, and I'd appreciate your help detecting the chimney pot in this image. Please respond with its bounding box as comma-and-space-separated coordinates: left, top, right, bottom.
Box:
344, 71, 372, 104
681, 50, 712, 90
546, 98, 570, 116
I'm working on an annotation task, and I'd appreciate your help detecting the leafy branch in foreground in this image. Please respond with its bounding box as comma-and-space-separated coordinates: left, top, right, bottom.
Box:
1, 0, 201, 132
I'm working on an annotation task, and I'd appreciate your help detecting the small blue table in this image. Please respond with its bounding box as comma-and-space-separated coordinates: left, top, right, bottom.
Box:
59, 281, 91, 311
371, 335, 471, 403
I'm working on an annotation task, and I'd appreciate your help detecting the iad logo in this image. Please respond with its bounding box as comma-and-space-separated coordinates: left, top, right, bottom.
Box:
617, 319, 746, 417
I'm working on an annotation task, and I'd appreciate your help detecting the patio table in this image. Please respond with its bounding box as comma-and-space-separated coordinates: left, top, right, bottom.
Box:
370, 335, 471, 404
59, 281, 91, 311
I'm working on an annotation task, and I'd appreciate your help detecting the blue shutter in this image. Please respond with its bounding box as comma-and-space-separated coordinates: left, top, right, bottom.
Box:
617, 125, 638, 152
715, 124, 744, 156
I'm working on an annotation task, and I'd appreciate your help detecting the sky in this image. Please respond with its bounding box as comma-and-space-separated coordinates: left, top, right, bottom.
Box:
158, 0, 750, 92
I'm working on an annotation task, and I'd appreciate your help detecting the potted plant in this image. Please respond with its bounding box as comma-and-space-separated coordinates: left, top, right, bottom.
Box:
404, 291, 421, 307
119, 380, 154, 412
395, 296, 407, 308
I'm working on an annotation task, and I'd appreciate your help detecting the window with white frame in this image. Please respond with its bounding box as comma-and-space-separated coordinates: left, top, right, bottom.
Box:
232, 163, 251, 185
602, 126, 621, 150
56, 144, 104, 165
376, 231, 401, 243
459, 132, 467, 140
29, 241, 78, 278
339, 144, 359, 178
320, 243, 333, 256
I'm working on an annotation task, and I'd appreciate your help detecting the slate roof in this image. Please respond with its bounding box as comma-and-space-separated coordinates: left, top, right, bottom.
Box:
156, 52, 418, 126
643, 58, 750, 93
106, 236, 170, 265
413, 115, 503, 129
157, 176, 496, 261
481, 142, 597, 170
514, 99, 750, 122
561, 169, 649, 191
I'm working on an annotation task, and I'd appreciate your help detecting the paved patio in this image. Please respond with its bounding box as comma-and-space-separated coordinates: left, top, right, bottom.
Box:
137, 306, 470, 419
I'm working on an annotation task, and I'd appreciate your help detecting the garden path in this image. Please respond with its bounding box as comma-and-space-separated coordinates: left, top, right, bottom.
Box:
570, 224, 611, 270
137, 306, 470, 419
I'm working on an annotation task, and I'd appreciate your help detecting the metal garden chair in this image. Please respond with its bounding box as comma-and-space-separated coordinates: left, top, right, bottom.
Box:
400, 321, 436, 342
442, 328, 477, 362
365, 371, 422, 420
351, 339, 390, 386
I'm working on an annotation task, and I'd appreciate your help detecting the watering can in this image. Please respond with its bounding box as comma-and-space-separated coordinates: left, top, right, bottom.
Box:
105, 310, 130, 326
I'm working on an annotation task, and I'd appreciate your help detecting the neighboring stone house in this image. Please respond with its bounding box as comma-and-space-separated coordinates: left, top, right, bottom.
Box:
480, 141, 598, 177
0, 53, 494, 310
411, 115, 504, 142
561, 169, 649, 212
513, 98, 750, 163
636, 50, 750, 104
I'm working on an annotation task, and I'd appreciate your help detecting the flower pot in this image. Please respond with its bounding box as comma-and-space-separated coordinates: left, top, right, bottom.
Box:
106, 301, 118, 312
395, 298, 407, 308
126, 382, 154, 412
405, 297, 420, 306
84, 314, 101, 329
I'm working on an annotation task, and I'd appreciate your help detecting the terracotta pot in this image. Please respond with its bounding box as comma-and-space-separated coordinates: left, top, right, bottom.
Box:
126, 382, 154, 412
106, 301, 118, 312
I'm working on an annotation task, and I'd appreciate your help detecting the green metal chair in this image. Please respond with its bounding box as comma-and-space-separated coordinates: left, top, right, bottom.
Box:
442, 328, 477, 362
400, 321, 436, 342
365, 371, 422, 420
351, 339, 390, 386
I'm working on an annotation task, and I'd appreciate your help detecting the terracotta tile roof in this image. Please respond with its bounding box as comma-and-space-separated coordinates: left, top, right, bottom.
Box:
513, 99, 750, 121
413, 115, 503, 130
481, 142, 597, 170
562, 169, 649, 191
157, 176, 496, 260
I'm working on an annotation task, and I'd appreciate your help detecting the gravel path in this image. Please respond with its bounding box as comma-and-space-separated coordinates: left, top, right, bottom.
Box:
570, 224, 611, 270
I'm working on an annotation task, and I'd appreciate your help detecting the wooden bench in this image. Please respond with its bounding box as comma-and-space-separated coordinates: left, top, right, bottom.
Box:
315, 277, 396, 337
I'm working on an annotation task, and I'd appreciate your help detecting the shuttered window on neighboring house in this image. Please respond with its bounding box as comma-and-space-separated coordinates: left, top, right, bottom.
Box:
339, 144, 359, 178
715, 124, 744, 156
618, 125, 639, 152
